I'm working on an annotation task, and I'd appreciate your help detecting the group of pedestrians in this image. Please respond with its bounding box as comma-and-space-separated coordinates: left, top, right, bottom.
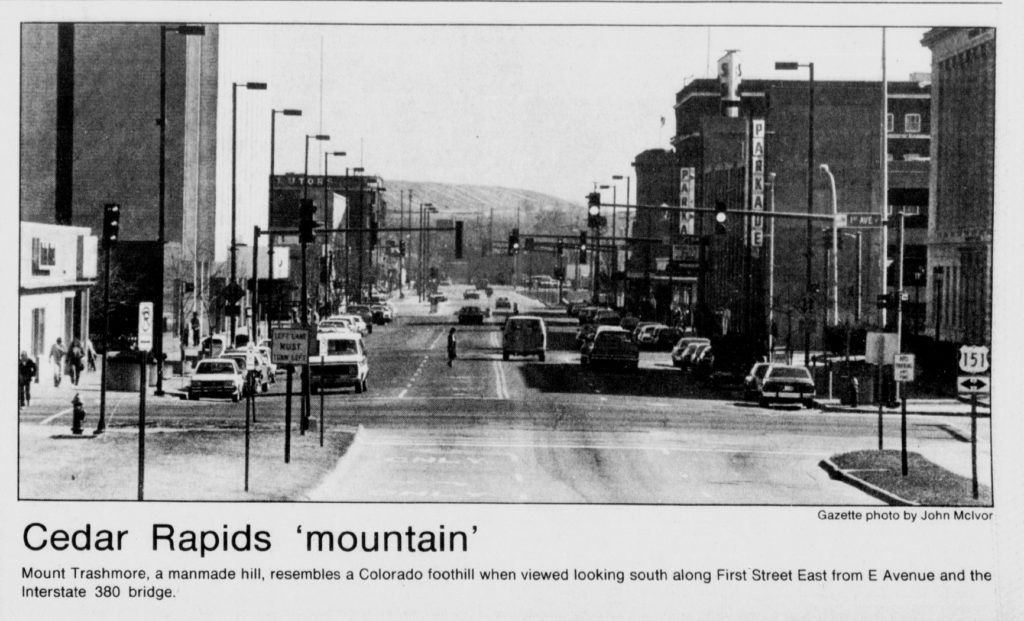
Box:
18, 336, 97, 407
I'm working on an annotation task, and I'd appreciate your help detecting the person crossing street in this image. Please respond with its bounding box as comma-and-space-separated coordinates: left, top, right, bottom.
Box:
48, 338, 66, 387
447, 327, 457, 367
18, 351, 37, 407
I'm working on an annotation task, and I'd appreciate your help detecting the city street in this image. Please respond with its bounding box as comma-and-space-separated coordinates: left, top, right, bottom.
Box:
19, 285, 990, 504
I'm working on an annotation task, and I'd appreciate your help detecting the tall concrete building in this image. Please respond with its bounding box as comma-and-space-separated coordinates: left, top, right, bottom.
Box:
20, 23, 219, 349
921, 28, 994, 349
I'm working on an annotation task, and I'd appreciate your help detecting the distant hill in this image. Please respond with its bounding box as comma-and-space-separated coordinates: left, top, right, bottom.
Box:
382, 181, 585, 235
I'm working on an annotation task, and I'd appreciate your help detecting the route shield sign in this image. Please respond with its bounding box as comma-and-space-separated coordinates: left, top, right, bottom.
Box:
957, 375, 990, 394
894, 353, 915, 382
137, 302, 153, 352
958, 345, 990, 374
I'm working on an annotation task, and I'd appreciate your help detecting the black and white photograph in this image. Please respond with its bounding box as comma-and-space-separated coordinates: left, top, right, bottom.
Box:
5, 1, 1022, 619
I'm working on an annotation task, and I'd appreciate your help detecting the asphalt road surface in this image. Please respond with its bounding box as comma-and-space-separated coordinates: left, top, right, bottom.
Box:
23, 285, 990, 504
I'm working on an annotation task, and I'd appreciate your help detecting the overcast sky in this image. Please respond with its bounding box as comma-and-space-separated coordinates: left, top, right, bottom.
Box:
214, 24, 932, 258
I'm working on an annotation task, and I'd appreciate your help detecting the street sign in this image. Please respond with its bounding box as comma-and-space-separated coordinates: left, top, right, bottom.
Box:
137, 302, 153, 352
750, 229, 764, 247
894, 353, 915, 382
958, 345, 990, 374
842, 213, 883, 228
271, 328, 310, 366
865, 332, 899, 365
957, 375, 991, 394
223, 282, 245, 304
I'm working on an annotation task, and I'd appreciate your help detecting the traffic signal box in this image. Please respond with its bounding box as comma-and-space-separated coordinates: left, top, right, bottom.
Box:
714, 201, 727, 234
454, 221, 464, 259
587, 192, 601, 228
299, 199, 318, 243
578, 230, 588, 264
102, 203, 120, 248
508, 228, 520, 256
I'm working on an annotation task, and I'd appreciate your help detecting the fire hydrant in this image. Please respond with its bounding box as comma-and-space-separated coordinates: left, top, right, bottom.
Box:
71, 393, 86, 435
847, 377, 860, 408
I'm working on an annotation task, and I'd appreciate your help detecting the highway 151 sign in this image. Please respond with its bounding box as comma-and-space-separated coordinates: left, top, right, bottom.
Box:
958, 345, 990, 374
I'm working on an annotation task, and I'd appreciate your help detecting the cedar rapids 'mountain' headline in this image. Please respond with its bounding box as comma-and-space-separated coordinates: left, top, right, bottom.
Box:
23, 523, 479, 557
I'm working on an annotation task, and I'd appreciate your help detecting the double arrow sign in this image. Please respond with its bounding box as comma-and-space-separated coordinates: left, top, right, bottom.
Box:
957, 376, 990, 394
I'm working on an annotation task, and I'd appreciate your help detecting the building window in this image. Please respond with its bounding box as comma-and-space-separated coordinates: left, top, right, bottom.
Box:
904, 113, 922, 133
886, 113, 894, 133
31, 238, 56, 275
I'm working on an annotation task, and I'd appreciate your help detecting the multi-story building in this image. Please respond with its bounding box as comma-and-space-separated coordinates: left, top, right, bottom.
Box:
19, 222, 98, 372
20, 23, 218, 350
268, 173, 387, 315
667, 75, 931, 352
921, 28, 994, 349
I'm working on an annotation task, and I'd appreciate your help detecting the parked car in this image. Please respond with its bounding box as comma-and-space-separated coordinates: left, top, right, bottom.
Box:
743, 362, 774, 400
309, 331, 369, 394
456, 305, 486, 325
671, 337, 710, 367
463, 289, 481, 300
369, 304, 392, 325
634, 323, 667, 347
631, 322, 662, 343
222, 349, 270, 393
757, 365, 816, 408
185, 358, 245, 402
429, 293, 447, 304
653, 326, 687, 351
345, 305, 375, 333
693, 345, 715, 379
580, 326, 639, 370
593, 309, 621, 327
318, 316, 356, 334
678, 341, 710, 369
495, 297, 512, 310
502, 315, 547, 361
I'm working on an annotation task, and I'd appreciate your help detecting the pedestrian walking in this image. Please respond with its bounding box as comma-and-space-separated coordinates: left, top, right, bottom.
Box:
48, 337, 66, 387
18, 351, 37, 406
190, 312, 201, 347
85, 338, 98, 372
447, 327, 457, 367
67, 337, 85, 386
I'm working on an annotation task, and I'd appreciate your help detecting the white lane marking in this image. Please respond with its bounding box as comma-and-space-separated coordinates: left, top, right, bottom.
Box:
40, 407, 73, 425
428, 329, 445, 350
360, 439, 823, 458
398, 389, 408, 399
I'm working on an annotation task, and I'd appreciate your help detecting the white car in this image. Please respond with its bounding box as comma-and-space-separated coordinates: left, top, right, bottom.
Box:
185, 358, 245, 402
309, 332, 370, 393
318, 316, 355, 333
330, 314, 368, 335
221, 349, 270, 393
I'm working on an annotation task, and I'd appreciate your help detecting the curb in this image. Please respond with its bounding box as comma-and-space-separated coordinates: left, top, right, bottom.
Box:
819, 458, 919, 506
814, 400, 989, 417
301, 424, 365, 501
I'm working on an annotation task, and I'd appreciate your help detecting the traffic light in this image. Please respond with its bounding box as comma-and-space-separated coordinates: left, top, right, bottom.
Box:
578, 230, 587, 264
556, 238, 564, 255
507, 228, 520, 256
369, 217, 379, 248
102, 203, 120, 248
714, 201, 727, 234
454, 221, 464, 259
587, 192, 601, 228
299, 199, 318, 243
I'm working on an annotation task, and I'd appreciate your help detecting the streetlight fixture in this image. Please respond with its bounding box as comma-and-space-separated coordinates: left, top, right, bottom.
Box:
418, 202, 433, 301
266, 107, 302, 340
323, 151, 346, 314
154, 23, 205, 396
775, 59, 815, 365
230, 80, 267, 346
820, 164, 839, 326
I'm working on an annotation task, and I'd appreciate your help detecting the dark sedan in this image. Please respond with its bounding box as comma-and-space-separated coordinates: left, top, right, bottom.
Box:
456, 306, 486, 325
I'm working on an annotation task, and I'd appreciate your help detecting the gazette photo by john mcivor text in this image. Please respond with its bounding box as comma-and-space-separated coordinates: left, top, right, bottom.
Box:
18, 23, 994, 505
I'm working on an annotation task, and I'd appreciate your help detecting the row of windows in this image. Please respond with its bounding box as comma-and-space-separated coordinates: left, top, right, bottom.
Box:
887, 113, 923, 134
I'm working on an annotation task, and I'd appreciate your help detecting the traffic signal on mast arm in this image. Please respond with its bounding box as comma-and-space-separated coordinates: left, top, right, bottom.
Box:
556, 238, 564, 255
508, 228, 520, 256
578, 230, 588, 264
714, 201, 728, 234
454, 221, 464, 259
102, 203, 120, 248
299, 199, 318, 243
587, 192, 601, 228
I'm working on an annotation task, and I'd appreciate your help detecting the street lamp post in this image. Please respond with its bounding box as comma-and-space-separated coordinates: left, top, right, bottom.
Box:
775, 60, 815, 365
155, 24, 205, 396
268, 108, 302, 340
820, 164, 839, 326
230, 80, 267, 348
302, 134, 330, 326
324, 151, 346, 314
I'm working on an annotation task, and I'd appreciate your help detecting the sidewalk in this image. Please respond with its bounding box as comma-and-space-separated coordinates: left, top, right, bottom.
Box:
815, 397, 991, 417
19, 359, 190, 421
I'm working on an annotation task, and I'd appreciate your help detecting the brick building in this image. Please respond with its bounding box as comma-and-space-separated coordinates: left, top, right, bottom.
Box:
921, 28, 994, 349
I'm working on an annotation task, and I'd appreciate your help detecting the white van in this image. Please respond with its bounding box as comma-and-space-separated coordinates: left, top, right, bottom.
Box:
502, 315, 547, 361
309, 332, 369, 393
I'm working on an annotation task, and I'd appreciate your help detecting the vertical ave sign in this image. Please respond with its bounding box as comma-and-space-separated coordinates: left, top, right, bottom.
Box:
138, 302, 153, 352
